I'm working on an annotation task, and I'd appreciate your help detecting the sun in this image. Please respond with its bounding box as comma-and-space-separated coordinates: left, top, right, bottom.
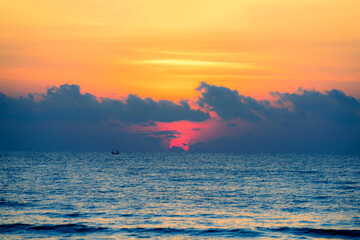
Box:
169, 138, 189, 151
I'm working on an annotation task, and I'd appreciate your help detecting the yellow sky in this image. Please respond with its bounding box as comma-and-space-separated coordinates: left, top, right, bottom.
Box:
1, 0, 359, 100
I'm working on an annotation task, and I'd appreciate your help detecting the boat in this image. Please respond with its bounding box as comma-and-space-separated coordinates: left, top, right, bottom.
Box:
112, 149, 119, 154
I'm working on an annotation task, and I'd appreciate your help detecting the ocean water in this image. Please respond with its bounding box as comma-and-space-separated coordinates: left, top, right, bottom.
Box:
0, 152, 359, 240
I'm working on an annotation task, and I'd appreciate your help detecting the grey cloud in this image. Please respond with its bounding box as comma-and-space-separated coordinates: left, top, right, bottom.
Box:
197, 82, 273, 121
140, 122, 157, 127
194, 82, 360, 153
197, 82, 360, 123
1, 82, 359, 152
148, 130, 179, 139
0, 84, 210, 124
0, 84, 209, 151
271, 89, 360, 123
191, 120, 360, 153
0, 119, 165, 151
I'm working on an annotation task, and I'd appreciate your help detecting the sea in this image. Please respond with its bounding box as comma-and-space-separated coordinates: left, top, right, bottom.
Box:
0, 152, 359, 239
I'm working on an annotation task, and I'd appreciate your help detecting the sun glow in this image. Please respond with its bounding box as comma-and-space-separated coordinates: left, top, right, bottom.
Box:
169, 138, 189, 151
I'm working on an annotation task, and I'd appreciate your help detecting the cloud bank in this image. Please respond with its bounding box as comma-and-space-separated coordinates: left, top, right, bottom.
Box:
1, 82, 359, 152
0, 84, 208, 151
195, 82, 360, 153
0, 84, 209, 124
197, 82, 360, 123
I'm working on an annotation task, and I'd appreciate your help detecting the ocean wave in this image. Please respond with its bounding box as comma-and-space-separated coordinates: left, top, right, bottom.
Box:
269, 227, 360, 239
118, 227, 260, 237
0, 199, 29, 207
63, 212, 88, 218
0, 224, 259, 237
1, 223, 359, 239
43, 212, 89, 218
0, 223, 108, 234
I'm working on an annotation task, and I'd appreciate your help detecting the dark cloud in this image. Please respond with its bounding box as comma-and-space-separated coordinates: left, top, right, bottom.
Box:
0, 84, 210, 124
271, 88, 360, 123
140, 122, 157, 127
192, 120, 360, 153
0, 84, 209, 151
0, 119, 164, 151
1, 82, 359, 152
169, 146, 187, 152
195, 82, 360, 153
148, 130, 179, 139
197, 82, 360, 123
197, 82, 274, 121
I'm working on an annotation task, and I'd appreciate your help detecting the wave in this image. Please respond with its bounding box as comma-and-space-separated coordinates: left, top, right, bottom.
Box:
63, 212, 87, 218
44, 212, 92, 218
269, 227, 360, 239
1, 223, 359, 239
0, 223, 108, 234
0, 199, 29, 207
118, 227, 260, 237
0, 224, 259, 237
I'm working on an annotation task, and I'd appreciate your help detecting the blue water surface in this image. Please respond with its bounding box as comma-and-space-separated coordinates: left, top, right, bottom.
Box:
0, 152, 359, 239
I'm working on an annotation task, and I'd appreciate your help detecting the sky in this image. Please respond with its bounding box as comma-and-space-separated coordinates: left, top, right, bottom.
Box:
0, 0, 360, 152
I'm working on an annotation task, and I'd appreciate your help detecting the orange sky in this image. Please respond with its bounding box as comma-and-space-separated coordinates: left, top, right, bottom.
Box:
1, 0, 360, 100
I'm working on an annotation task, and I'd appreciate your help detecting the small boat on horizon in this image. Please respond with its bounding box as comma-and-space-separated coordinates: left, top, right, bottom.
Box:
112, 149, 119, 154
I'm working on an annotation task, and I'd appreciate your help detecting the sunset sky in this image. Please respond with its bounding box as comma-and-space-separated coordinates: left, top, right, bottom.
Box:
1, 0, 360, 152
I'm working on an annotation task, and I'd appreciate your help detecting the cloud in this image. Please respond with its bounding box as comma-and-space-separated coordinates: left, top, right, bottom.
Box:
0, 119, 166, 151
197, 82, 274, 121
197, 82, 360, 123
1, 82, 359, 152
0, 84, 209, 124
271, 88, 360, 123
0, 84, 209, 151
195, 82, 360, 153
147, 130, 179, 139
